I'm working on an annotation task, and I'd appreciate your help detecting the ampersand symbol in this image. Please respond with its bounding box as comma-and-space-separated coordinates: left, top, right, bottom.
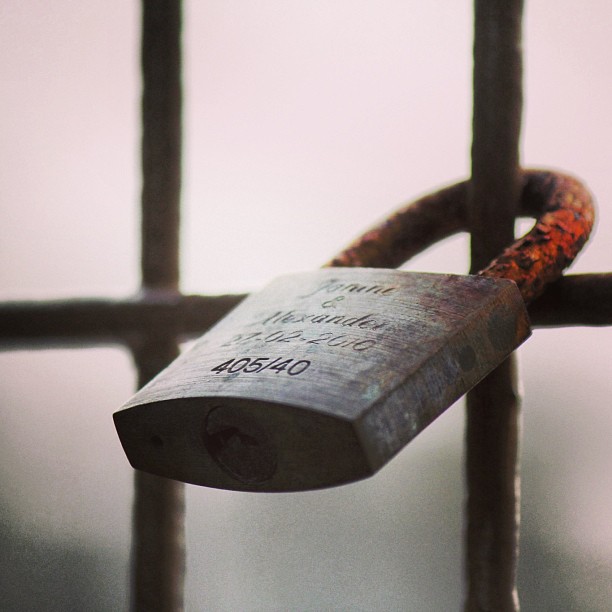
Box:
321, 296, 345, 309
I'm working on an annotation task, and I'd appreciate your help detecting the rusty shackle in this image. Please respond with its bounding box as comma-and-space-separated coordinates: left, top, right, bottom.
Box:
329, 169, 595, 303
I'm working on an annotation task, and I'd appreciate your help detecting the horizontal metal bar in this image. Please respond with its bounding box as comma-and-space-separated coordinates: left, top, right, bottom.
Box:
0, 273, 610, 350
527, 273, 612, 327
0, 292, 245, 349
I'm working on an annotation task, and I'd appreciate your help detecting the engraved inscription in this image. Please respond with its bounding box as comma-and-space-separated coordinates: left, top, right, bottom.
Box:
221, 329, 376, 352
209, 273, 398, 355
299, 279, 397, 299
258, 310, 388, 330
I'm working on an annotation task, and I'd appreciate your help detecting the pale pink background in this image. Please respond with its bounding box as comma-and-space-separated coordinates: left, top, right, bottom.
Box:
1, 2, 611, 609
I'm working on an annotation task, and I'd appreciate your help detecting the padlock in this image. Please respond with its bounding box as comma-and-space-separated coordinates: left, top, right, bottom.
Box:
114, 170, 594, 492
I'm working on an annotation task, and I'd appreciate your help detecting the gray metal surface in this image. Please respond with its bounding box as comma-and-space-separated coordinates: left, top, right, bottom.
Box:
114, 268, 530, 492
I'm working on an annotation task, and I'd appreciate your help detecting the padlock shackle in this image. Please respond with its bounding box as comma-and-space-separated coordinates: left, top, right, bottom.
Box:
328, 170, 595, 303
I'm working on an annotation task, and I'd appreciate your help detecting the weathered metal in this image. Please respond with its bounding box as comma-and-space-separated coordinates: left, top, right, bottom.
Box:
466, 1, 524, 609
133, 1, 184, 611
0, 294, 245, 348
113, 168, 593, 493
140, 0, 182, 291
529, 273, 612, 326
481, 171, 595, 303
114, 268, 530, 492
329, 170, 595, 305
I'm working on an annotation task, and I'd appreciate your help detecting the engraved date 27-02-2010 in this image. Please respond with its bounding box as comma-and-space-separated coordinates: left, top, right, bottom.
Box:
220, 329, 376, 352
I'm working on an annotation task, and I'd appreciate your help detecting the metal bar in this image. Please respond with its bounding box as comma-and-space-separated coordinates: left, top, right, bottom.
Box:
465, 2, 524, 611
0, 294, 245, 348
469, 1, 524, 271
1, 272, 611, 349
529, 274, 612, 326
132, 2, 184, 611
141, 0, 182, 290
132, 336, 184, 612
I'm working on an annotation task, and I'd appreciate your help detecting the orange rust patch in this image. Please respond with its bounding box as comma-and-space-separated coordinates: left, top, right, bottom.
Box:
329, 170, 595, 304
480, 172, 594, 302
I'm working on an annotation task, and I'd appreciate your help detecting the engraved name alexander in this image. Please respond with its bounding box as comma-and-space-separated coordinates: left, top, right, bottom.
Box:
257, 310, 388, 330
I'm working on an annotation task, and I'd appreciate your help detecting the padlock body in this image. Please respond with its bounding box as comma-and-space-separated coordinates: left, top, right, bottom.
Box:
114, 268, 530, 491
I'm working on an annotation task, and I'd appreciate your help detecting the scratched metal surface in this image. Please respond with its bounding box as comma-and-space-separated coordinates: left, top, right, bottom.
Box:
115, 268, 530, 491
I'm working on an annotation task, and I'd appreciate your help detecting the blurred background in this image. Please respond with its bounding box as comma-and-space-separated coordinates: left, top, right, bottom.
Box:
1, 1, 611, 610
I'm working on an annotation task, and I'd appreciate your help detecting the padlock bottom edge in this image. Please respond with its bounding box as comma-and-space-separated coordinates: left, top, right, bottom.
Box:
113, 397, 376, 493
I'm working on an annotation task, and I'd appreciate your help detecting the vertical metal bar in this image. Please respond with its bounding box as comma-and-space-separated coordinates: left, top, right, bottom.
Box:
465, 1, 524, 611
132, 338, 184, 612
469, 0, 523, 273
131, 2, 184, 611
141, 0, 182, 290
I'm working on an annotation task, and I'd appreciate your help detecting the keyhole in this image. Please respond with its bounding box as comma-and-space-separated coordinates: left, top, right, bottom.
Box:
203, 406, 277, 484
207, 427, 259, 454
